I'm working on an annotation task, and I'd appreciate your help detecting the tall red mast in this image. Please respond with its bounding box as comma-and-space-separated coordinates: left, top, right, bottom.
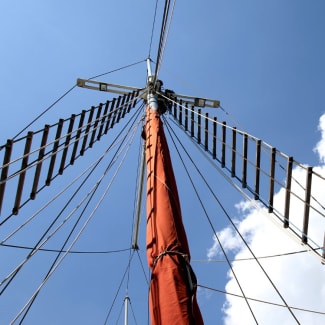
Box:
144, 69, 203, 323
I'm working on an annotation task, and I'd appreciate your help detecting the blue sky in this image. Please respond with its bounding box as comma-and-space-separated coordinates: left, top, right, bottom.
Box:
1, 1, 325, 324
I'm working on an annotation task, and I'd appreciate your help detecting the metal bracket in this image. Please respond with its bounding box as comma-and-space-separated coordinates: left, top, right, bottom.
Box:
77, 78, 144, 96
171, 93, 220, 108
77, 78, 220, 109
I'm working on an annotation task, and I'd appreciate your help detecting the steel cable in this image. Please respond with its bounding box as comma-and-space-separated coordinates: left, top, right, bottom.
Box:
164, 116, 301, 324
163, 116, 259, 324
0, 106, 143, 295
198, 284, 325, 316
13, 108, 144, 324
8, 60, 145, 142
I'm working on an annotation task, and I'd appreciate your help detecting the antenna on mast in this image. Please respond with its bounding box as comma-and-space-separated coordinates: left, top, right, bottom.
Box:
146, 58, 153, 79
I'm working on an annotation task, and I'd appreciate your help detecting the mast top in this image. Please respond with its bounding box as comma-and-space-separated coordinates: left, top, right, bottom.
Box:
77, 58, 220, 110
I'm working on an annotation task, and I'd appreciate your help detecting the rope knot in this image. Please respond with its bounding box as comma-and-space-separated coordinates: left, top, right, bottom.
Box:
153, 249, 189, 267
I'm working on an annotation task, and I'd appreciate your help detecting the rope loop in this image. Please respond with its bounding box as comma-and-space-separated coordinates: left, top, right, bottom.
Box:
153, 249, 189, 267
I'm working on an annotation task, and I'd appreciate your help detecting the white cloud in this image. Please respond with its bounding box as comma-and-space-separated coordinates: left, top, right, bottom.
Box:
208, 114, 325, 324
314, 114, 325, 163
207, 227, 241, 260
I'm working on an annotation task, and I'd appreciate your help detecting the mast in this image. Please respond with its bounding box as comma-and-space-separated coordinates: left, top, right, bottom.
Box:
144, 59, 204, 324
77, 60, 212, 323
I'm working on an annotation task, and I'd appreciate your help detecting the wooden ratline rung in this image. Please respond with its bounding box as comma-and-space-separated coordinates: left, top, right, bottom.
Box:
254, 139, 261, 200
122, 93, 131, 118
31, 125, 50, 199
190, 107, 194, 138
105, 98, 116, 134
178, 100, 183, 125
133, 90, 139, 109
302, 167, 313, 244
268, 147, 276, 213
173, 101, 177, 119
184, 103, 188, 131
98, 101, 110, 140
0, 139, 13, 214
197, 109, 201, 144
231, 127, 237, 177
116, 95, 126, 124
90, 104, 102, 148
126, 91, 135, 117
284, 156, 293, 228
0, 93, 136, 217
124, 91, 133, 112
59, 115, 75, 175
46, 119, 64, 186
169, 108, 325, 262
70, 110, 86, 165
242, 133, 248, 188
213, 117, 217, 159
80, 106, 95, 156
127, 90, 138, 114
204, 113, 209, 151
13, 131, 33, 215
221, 121, 226, 168
110, 96, 121, 129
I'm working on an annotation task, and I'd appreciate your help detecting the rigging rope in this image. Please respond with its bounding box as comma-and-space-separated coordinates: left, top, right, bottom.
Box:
1, 92, 144, 183
103, 251, 136, 325
1, 91, 149, 323
0, 90, 143, 226
0, 128, 135, 241
164, 116, 301, 324
154, 0, 170, 77
198, 284, 325, 316
115, 301, 125, 325
11, 85, 77, 141
168, 119, 303, 322
1, 108, 142, 318
1, 242, 314, 262
7, 60, 145, 143
0, 244, 131, 254
88, 59, 145, 81
13, 108, 143, 324
176, 113, 324, 259
115, 295, 139, 325
218, 102, 325, 216
128, 298, 139, 325
163, 117, 259, 324
154, 0, 176, 80
1, 106, 143, 293
136, 250, 149, 286
192, 247, 316, 263
159, 91, 325, 221
162, 98, 325, 257
148, 0, 159, 58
